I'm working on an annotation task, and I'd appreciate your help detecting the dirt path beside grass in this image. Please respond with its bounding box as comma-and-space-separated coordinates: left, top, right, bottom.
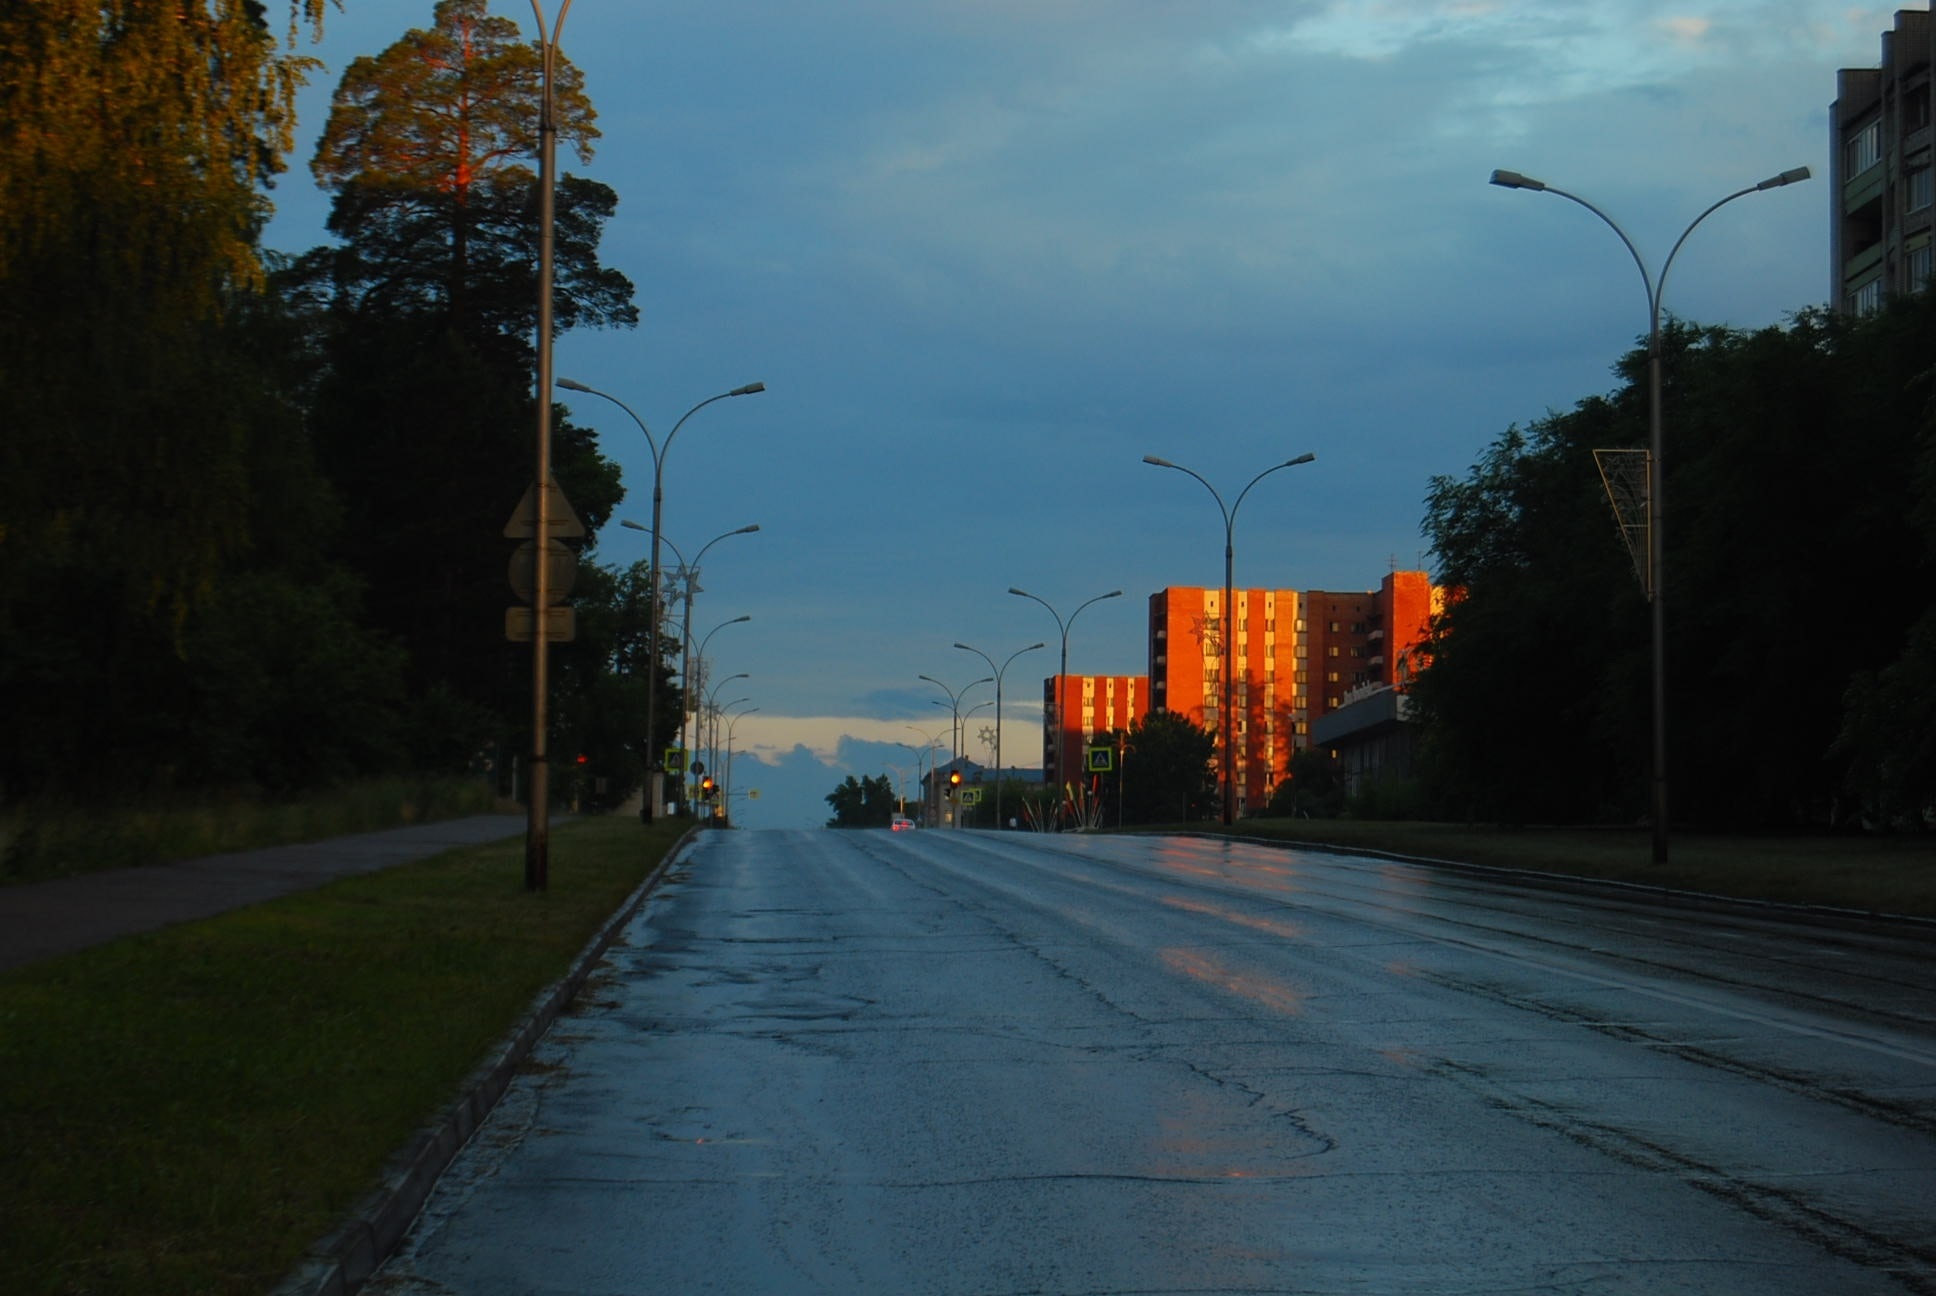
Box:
0, 815, 529, 972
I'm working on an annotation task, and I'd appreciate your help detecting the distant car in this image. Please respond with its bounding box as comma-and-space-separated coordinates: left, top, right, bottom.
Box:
891, 816, 915, 832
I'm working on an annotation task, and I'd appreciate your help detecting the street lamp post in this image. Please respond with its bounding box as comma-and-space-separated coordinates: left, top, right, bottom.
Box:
918, 674, 990, 764
904, 727, 944, 825
1143, 453, 1316, 825
522, 0, 574, 890
724, 705, 758, 824
1009, 587, 1124, 793
955, 641, 1045, 830
621, 522, 759, 808
558, 378, 765, 822
708, 694, 750, 796
1489, 165, 1810, 863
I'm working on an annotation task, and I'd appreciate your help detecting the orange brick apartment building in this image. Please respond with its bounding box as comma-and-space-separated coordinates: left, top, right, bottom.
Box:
1036, 572, 1437, 815
1144, 571, 1436, 816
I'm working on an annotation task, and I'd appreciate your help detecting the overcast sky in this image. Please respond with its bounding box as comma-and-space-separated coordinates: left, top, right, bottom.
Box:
262, 0, 1916, 827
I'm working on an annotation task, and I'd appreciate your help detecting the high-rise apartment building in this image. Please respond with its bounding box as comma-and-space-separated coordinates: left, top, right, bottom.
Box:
1832, 9, 1934, 313
1147, 586, 1305, 815
1039, 674, 1148, 792
1143, 574, 1437, 816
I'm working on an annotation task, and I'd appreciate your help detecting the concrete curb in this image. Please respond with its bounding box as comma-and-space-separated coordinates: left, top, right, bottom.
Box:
273, 826, 703, 1296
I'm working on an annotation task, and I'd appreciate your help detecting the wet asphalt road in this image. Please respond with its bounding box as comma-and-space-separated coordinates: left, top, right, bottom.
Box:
366, 829, 1936, 1295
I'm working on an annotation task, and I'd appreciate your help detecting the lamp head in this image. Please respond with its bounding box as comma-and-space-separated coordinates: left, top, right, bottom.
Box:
730, 382, 766, 397
1286, 452, 1317, 466
621, 519, 646, 532
1757, 166, 1811, 190
1142, 454, 1175, 467
736, 524, 762, 536
1007, 587, 1031, 597
1489, 169, 1546, 192
1103, 589, 1124, 598
557, 377, 594, 392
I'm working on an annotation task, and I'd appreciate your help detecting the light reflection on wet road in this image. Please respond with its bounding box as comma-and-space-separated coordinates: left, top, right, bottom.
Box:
366, 829, 1936, 1295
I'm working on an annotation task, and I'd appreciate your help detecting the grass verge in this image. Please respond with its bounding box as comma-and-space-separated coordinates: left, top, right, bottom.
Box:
1, 776, 510, 884
1172, 818, 1936, 919
0, 814, 688, 1296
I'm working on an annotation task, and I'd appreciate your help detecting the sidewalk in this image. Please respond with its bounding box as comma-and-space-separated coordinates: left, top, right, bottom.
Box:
0, 815, 530, 973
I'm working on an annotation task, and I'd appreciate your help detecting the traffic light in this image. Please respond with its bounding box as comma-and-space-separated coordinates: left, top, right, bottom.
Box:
699, 776, 716, 799
947, 769, 963, 796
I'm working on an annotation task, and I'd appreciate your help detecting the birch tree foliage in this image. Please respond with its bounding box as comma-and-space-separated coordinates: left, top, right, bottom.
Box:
0, 1, 337, 622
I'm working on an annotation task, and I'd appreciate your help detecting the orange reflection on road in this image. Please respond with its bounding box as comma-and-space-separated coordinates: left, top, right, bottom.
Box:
1161, 894, 1304, 940
1148, 842, 1301, 894
1159, 947, 1305, 1016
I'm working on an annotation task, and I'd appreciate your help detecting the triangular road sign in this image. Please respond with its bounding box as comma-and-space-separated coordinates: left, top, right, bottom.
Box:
503, 475, 586, 539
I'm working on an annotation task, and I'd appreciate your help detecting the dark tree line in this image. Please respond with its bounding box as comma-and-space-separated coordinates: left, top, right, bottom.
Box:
1, 2, 665, 810
825, 774, 897, 828
1413, 298, 1936, 829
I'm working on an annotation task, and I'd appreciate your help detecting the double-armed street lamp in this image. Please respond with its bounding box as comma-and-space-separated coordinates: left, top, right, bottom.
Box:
918, 673, 990, 763
1143, 453, 1316, 825
558, 377, 765, 821
1009, 587, 1124, 789
954, 641, 1045, 830
1488, 165, 1810, 863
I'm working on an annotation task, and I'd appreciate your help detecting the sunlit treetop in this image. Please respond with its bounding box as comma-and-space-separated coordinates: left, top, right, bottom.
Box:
0, 0, 339, 302
312, 0, 597, 204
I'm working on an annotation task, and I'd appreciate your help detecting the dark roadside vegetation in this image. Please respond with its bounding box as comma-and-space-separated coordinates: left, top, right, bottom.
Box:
0, 813, 687, 1296
1184, 817, 1936, 921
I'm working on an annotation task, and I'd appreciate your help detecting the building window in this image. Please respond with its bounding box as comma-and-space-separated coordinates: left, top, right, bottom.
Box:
1910, 242, 1933, 291
1852, 276, 1883, 315
1850, 120, 1882, 174
1908, 86, 1932, 134
1327, 645, 1340, 658
1326, 671, 1339, 683
1294, 619, 1306, 632
1909, 163, 1934, 214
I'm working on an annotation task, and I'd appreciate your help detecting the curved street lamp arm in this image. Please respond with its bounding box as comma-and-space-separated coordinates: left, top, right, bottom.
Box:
953, 644, 997, 677
1003, 642, 1047, 674
1007, 588, 1067, 640
1071, 589, 1125, 623
1142, 455, 1229, 533
1231, 454, 1318, 524
663, 382, 765, 463
1658, 169, 1809, 312
693, 524, 761, 570
558, 379, 660, 466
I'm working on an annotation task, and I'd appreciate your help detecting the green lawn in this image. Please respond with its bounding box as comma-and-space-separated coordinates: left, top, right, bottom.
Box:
0, 815, 687, 1296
